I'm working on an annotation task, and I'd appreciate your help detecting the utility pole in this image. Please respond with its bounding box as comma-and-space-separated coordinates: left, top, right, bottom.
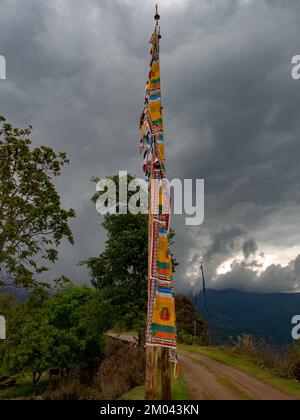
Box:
200, 262, 208, 314
193, 318, 197, 346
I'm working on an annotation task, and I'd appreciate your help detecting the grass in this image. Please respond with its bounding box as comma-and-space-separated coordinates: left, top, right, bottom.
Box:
216, 376, 251, 400
0, 375, 50, 400
122, 370, 190, 400
179, 344, 300, 399
122, 385, 145, 400
171, 370, 190, 400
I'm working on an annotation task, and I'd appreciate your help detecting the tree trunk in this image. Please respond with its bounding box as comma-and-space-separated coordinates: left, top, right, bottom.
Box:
138, 328, 146, 348
32, 371, 42, 385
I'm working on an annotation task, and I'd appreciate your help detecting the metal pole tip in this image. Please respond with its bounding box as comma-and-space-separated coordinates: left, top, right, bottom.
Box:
154, 4, 160, 21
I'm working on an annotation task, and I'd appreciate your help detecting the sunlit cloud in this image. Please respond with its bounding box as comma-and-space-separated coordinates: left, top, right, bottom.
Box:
216, 245, 300, 277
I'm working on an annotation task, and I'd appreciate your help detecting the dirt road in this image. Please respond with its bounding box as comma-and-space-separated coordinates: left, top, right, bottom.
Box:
109, 334, 297, 400
180, 350, 297, 400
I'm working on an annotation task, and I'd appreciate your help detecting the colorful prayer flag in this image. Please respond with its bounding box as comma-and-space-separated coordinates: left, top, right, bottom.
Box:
139, 16, 178, 365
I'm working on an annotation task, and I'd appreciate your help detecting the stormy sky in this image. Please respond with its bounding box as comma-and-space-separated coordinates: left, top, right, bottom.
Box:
1, 0, 300, 294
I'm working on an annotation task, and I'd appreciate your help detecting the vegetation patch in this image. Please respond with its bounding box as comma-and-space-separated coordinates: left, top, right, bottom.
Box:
121, 370, 190, 401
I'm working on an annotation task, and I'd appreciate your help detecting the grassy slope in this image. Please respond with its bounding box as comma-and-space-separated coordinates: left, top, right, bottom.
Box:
180, 345, 300, 399
0, 376, 50, 400
122, 371, 190, 400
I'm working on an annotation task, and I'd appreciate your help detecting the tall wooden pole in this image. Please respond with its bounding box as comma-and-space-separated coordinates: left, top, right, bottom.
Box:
157, 4, 171, 399
144, 5, 163, 401
145, 346, 158, 400
161, 347, 171, 400
145, 139, 158, 400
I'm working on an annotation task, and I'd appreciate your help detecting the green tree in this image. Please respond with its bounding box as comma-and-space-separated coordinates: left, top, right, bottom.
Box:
46, 284, 107, 371
0, 116, 75, 288
0, 289, 52, 384
0, 285, 107, 384
175, 295, 208, 345
82, 174, 177, 330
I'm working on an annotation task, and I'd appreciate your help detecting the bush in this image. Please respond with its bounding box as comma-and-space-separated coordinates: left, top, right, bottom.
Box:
94, 339, 145, 399
293, 361, 300, 381
46, 378, 89, 400
231, 334, 300, 381
178, 330, 209, 346
286, 343, 300, 381
177, 331, 193, 345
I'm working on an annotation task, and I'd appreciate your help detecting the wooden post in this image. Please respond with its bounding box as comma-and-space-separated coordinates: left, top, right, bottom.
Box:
145, 177, 158, 399
145, 119, 158, 400
145, 169, 158, 399
161, 347, 171, 400
145, 346, 158, 400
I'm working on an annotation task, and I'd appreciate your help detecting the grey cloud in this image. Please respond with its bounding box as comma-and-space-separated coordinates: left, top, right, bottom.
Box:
204, 227, 246, 262
294, 256, 300, 277
213, 254, 300, 294
242, 238, 258, 259
1, 0, 300, 292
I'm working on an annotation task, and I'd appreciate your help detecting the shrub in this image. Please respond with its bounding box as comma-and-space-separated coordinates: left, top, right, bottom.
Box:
231, 334, 300, 381
46, 378, 89, 400
286, 343, 300, 381
94, 339, 145, 399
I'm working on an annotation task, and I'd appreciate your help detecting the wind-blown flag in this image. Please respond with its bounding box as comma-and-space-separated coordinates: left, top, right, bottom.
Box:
139, 15, 178, 365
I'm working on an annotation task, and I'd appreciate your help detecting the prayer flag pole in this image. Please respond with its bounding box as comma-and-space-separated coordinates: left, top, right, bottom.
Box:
140, 5, 178, 400
145, 161, 158, 399
145, 7, 160, 400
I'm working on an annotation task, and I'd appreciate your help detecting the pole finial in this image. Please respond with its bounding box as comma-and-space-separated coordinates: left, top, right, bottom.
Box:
154, 4, 160, 21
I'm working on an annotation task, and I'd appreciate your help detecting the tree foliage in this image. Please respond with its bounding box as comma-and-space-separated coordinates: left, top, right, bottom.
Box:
0, 285, 107, 384
0, 116, 75, 288
175, 295, 208, 345
83, 174, 177, 330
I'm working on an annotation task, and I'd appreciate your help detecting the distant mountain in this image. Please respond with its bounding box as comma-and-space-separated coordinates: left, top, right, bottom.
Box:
1, 286, 28, 301
193, 289, 300, 345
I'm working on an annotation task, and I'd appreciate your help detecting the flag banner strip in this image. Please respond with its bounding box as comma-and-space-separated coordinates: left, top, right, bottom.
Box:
140, 22, 178, 363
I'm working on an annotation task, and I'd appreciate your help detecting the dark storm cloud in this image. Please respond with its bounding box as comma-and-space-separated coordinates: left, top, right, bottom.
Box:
242, 238, 258, 260
204, 227, 246, 262
1, 0, 300, 292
